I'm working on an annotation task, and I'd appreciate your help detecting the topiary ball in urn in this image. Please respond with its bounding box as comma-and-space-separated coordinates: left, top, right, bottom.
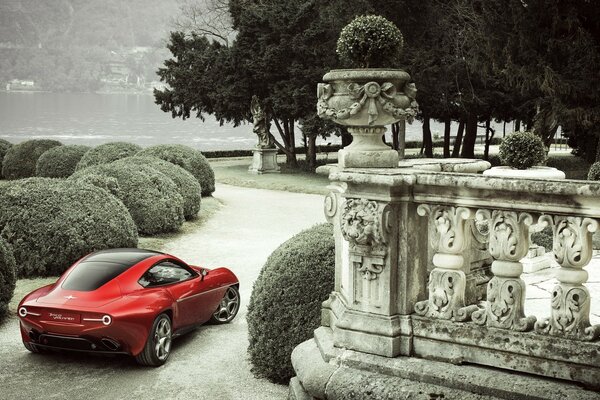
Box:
318, 15, 418, 168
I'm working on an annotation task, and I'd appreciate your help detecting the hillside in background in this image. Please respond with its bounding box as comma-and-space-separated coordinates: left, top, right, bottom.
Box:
0, 0, 185, 92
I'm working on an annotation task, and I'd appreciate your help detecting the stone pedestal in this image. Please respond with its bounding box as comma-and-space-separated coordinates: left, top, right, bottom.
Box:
248, 148, 279, 174
521, 245, 551, 274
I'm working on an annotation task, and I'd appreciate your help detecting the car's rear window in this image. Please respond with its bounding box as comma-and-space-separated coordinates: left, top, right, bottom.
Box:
62, 261, 131, 291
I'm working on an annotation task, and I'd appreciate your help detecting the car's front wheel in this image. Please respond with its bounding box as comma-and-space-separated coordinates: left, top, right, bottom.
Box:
210, 286, 240, 324
135, 313, 172, 367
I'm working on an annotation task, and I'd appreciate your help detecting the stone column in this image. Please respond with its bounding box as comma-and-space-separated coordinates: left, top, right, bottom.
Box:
325, 171, 429, 357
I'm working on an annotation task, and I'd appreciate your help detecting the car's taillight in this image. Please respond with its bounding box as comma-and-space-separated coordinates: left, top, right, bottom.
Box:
18, 307, 41, 317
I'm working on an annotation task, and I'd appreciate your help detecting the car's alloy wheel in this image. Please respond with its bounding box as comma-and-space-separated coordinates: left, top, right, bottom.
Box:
210, 286, 240, 324
135, 313, 172, 366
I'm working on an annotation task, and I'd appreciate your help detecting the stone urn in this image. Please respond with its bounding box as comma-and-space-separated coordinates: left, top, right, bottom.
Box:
317, 69, 418, 168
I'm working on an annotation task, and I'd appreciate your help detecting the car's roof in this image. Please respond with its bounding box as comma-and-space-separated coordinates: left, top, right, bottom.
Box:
80, 248, 164, 266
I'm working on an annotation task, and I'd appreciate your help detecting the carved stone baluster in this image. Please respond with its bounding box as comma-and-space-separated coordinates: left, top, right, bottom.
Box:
472, 210, 536, 331
414, 205, 478, 321
535, 216, 600, 340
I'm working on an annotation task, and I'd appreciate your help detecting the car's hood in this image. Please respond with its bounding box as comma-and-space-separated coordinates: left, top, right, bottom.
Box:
36, 280, 122, 308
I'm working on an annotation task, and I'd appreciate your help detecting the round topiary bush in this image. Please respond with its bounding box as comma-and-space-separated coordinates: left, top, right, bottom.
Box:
137, 144, 215, 196
36, 144, 91, 178
588, 161, 600, 181
76, 142, 142, 171
1, 139, 62, 180
70, 162, 185, 235
336, 15, 404, 68
118, 156, 201, 220
247, 223, 334, 383
0, 139, 12, 179
0, 178, 138, 277
498, 131, 546, 170
531, 226, 553, 252
0, 238, 17, 322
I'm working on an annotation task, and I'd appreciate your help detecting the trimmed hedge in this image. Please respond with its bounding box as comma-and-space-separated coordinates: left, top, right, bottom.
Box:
0, 139, 12, 179
0, 178, 138, 277
1, 139, 62, 180
531, 227, 553, 252
247, 223, 335, 383
119, 156, 201, 220
499, 132, 546, 170
36, 144, 91, 178
137, 144, 215, 196
588, 162, 600, 181
70, 162, 185, 235
76, 142, 142, 171
0, 238, 16, 321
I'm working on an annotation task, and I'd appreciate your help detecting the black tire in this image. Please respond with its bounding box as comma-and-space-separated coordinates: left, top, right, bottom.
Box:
23, 341, 41, 353
135, 313, 172, 367
210, 286, 240, 324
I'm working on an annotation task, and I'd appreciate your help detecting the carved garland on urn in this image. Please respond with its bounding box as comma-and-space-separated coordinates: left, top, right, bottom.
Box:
340, 198, 391, 281
534, 216, 600, 341
414, 205, 478, 321
472, 210, 536, 331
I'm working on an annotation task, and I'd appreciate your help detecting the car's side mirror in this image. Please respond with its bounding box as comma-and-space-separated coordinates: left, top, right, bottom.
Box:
201, 269, 208, 281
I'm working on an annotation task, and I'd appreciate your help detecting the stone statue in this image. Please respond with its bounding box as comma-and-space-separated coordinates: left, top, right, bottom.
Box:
251, 95, 274, 149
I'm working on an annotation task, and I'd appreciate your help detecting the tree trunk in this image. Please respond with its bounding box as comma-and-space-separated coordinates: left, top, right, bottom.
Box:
460, 113, 478, 158
443, 118, 451, 158
391, 123, 399, 150
483, 119, 495, 160
422, 117, 433, 158
452, 120, 465, 158
514, 120, 521, 132
307, 135, 317, 170
287, 119, 297, 166
273, 118, 297, 166
397, 120, 406, 159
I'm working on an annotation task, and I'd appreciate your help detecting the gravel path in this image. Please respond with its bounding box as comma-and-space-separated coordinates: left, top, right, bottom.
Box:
0, 184, 325, 400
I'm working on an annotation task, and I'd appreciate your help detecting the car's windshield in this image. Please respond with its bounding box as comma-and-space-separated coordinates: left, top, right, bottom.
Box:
62, 261, 131, 291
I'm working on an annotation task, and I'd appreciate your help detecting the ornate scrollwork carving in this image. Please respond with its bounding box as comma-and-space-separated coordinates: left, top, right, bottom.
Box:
324, 191, 339, 222
539, 215, 598, 268
535, 285, 600, 341
418, 205, 472, 255
414, 270, 477, 321
317, 81, 418, 125
472, 277, 536, 331
341, 198, 391, 281
478, 210, 533, 262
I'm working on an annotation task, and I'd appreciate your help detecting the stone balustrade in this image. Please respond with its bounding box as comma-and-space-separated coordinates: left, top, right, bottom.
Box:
317, 167, 600, 389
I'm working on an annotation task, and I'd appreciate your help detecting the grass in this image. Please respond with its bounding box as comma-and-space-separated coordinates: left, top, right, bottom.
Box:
210, 157, 331, 195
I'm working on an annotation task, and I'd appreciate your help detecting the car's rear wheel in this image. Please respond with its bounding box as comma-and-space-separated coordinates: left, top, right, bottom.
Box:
23, 341, 42, 353
135, 313, 172, 367
210, 286, 240, 324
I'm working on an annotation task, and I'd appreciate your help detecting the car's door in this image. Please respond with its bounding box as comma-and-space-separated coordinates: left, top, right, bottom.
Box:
138, 260, 202, 328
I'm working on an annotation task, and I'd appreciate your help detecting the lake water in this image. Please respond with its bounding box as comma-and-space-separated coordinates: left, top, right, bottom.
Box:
0, 92, 508, 150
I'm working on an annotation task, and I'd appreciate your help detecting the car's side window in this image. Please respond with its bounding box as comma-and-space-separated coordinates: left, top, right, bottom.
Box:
138, 261, 195, 288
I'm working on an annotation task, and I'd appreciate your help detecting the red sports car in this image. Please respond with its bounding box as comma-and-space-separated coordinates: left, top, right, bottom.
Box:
18, 248, 240, 366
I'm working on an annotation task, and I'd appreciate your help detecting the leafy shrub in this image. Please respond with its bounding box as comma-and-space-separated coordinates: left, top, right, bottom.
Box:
76, 174, 120, 197
76, 142, 142, 170
247, 223, 334, 383
0, 238, 16, 321
0, 178, 138, 277
71, 162, 185, 235
1, 139, 62, 180
36, 144, 91, 178
336, 15, 404, 68
137, 144, 215, 196
531, 227, 553, 252
498, 132, 546, 170
588, 161, 600, 181
0, 139, 12, 179
119, 156, 201, 220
